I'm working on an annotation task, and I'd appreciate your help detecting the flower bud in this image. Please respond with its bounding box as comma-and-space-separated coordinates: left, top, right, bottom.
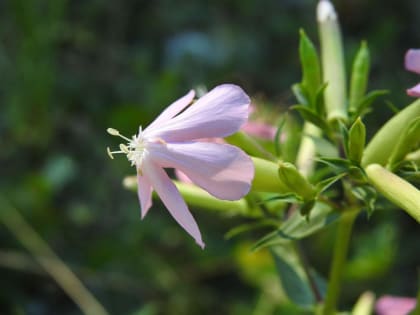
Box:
278, 161, 317, 201
349, 41, 370, 114
347, 117, 366, 163
317, 0, 347, 122
365, 164, 420, 223
251, 157, 290, 193
362, 99, 420, 166
387, 117, 420, 170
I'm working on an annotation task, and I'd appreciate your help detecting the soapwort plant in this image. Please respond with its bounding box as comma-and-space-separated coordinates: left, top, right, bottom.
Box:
108, 0, 420, 313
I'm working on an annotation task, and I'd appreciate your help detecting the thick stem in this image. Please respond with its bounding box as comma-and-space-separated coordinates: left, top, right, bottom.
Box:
296, 122, 322, 177
322, 209, 359, 315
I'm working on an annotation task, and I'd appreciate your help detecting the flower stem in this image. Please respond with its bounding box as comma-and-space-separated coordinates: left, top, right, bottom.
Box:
322, 209, 359, 315
0, 196, 109, 315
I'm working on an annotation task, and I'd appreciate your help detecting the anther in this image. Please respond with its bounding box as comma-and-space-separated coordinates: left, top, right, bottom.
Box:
107, 128, 120, 136
107, 127, 131, 141
107, 147, 114, 159
119, 144, 130, 153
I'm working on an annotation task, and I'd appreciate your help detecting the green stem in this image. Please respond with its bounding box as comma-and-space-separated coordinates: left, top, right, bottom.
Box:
322, 209, 359, 315
0, 196, 110, 315
296, 122, 322, 177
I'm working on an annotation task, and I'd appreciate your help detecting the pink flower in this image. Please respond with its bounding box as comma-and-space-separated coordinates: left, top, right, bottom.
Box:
375, 295, 416, 315
243, 105, 278, 140
405, 49, 420, 97
107, 84, 255, 248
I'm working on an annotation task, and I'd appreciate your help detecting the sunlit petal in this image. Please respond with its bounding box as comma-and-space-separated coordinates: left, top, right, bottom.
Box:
150, 142, 254, 200
405, 49, 420, 74
145, 84, 250, 141
137, 173, 153, 219
143, 159, 205, 248
146, 90, 195, 132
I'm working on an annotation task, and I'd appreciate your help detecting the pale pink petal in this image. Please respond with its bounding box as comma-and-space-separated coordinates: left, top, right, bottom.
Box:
137, 173, 153, 218
146, 90, 195, 131
149, 142, 254, 200
242, 121, 277, 140
407, 83, 420, 97
174, 169, 193, 184
405, 49, 420, 74
142, 159, 205, 248
144, 84, 250, 141
375, 295, 416, 315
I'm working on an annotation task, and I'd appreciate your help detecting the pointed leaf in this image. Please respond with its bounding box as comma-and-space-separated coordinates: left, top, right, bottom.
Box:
261, 193, 303, 204
271, 244, 325, 308
314, 82, 328, 118
316, 172, 347, 194
225, 220, 280, 240
350, 89, 389, 118
252, 202, 338, 251
292, 83, 310, 106
349, 41, 370, 113
351, 185, 377, 217
292, 105, 328, 130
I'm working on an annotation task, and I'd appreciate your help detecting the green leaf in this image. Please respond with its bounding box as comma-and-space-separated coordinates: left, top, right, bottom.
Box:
316, 157, 352, 172
225, 220, 280, 240
314, 82, 328, 118
347, 117, 366, 164
316, 172, 347, 194
278, 162, 317, 201
271, 244, 325, 308
252, 202, 337, 251
299, 199, 316, 218
349, 41, 370, 113
292, 105, 328, 130
260, 193, 303, 204
351, 185, 377, 217
292, 83, 310, 106
299, 29, 322, 105
274, 115, 287, 157
338, 120, 350, 157
350, 89, 388, 119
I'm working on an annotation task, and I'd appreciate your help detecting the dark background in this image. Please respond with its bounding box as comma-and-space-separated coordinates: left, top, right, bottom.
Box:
0, 0, 419, 314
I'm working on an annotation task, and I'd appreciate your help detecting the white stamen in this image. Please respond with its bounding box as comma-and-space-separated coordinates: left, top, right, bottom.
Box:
107, 128, 120, 136
107, 126, 149, 168
107, 147, 114, 159
120, 144, 129, 153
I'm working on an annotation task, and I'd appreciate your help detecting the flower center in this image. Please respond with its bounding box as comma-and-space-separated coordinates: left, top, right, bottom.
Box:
107, 127, 148, 168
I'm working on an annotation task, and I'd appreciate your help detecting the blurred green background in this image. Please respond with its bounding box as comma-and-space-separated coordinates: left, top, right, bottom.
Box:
0, 0, 419, 314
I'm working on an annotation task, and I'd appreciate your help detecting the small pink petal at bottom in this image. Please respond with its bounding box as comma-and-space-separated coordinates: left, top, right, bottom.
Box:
375, 295, 416, 315
142, 159, 205, 248
407, 83, 420, 97
405, 49, 420, 74
137, 174, 153, 219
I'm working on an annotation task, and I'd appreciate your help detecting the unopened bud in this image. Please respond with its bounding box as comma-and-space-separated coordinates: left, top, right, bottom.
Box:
365, 164, 420, 223
278, 162, 316, 201
348, 117, 366, 163
317, 0, 347, 122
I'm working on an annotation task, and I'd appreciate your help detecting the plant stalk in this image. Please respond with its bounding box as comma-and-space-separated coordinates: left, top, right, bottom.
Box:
0, 196, 109, 315
322, 209, 359, 315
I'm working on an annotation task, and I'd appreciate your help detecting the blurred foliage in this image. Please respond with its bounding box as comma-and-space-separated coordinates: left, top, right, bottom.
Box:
0, 0, 419, 314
